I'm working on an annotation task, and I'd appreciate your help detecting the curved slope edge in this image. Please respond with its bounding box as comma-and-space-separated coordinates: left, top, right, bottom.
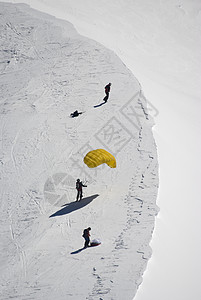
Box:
0, 3, 159, 300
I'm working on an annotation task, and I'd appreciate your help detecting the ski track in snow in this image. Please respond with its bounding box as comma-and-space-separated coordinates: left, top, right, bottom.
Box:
0, 3, 158, 300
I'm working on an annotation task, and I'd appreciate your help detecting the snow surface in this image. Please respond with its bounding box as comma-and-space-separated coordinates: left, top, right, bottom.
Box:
1, 0, 201, 299
0, 2, 158, 299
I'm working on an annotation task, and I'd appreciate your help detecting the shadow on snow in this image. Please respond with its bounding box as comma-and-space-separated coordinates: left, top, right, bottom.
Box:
71, 247, 86, 254
71, 244, 100, 255
93, 102, 106, 108
49, 194, 99, 218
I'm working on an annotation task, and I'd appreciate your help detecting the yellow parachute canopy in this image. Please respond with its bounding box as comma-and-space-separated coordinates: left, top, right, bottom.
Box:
84, 149, 116, 168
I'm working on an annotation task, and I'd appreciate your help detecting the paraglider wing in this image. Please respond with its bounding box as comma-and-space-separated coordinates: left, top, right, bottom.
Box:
83, 149, 116, 168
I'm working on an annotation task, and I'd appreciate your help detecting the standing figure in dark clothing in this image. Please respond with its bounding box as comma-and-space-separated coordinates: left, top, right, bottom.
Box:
82, 227, 91, 248
103, 83, 112, 102
76, 179, 87, 201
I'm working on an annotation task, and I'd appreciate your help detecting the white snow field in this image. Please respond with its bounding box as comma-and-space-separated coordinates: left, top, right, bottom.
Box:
1, 0, 201, 299
7, 1, 200, 300
0, 3, 159, 300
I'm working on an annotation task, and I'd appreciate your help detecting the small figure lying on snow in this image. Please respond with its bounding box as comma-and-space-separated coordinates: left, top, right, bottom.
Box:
70, 110, 82, 118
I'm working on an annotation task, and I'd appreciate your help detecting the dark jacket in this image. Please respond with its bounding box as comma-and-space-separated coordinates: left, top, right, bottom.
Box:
105, 84, 111, 93
82, 228, 90, 238
76, 181, 87, 191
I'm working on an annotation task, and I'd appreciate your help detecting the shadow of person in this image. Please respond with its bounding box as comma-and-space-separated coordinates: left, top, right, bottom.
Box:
49, 194, 99, 218
71, 247, 85, 254
93, 102, 106, 108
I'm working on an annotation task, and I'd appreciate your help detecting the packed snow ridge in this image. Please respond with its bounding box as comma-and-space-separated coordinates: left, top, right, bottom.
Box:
0, 3, 159, 300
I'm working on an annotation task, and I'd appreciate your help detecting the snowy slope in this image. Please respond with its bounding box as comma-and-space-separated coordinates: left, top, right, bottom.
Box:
9, 1, 200, 299
0, 3, 158, 299
1, 0, 201, 299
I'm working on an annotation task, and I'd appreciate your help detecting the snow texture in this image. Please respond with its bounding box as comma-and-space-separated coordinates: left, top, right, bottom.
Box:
0, 3, 158, 300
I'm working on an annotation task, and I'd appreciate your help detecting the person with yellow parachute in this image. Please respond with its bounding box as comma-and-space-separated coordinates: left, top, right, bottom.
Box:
83, 149, 116, 168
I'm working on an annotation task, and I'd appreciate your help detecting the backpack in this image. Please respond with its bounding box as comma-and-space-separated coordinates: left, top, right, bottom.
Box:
76, 181, 81, 190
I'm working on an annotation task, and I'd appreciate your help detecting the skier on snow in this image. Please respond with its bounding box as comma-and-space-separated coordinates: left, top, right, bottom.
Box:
76, 179, 87, 201
82, 227, 91, 248
103, 82, 112, 103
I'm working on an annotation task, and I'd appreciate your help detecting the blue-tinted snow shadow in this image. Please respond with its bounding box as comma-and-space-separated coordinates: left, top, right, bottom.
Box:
94, 102, 106, 108
71, 244, 100, 254
71, 247, 85, 254
49, 194, 99, 218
